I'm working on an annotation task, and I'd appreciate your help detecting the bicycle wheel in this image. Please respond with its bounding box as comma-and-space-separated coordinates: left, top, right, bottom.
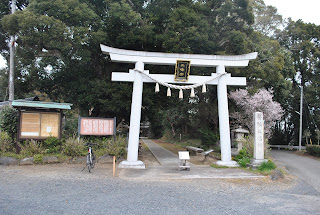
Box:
87, 154, 92, 173
91, 152, 96, 169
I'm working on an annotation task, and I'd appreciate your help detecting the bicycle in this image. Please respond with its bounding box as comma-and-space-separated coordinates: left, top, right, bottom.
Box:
82, 142, 96, 173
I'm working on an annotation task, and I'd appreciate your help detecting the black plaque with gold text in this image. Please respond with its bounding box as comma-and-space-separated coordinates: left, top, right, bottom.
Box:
174, 60, 191, 82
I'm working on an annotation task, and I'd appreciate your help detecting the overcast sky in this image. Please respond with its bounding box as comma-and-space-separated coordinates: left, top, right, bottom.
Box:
264, 0, 320, 25
0, 56, 5, 69
1, 0, 320, 69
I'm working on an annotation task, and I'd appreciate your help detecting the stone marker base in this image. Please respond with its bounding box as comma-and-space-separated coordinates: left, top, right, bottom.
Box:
249, 159, 268, 169
0, 157, 19, 166
119, 160, 145, 169
216, 160, 239, 167
20, 157, 33, 165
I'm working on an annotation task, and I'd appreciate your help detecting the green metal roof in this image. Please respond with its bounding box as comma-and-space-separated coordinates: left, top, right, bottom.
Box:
12, 100, 72, 110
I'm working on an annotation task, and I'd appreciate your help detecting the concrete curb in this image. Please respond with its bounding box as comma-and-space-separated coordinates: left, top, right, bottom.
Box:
0, 155, 115, 166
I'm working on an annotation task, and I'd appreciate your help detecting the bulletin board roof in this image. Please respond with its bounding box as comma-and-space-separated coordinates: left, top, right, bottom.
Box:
12, 100, 72, 110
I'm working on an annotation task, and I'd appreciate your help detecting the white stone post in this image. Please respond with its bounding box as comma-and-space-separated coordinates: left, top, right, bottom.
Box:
216, 65, 238, 167
119, 61, 145, 169
250, 112, 267, 167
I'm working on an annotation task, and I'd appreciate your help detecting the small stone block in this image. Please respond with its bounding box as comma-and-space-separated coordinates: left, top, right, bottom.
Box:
43, 156, 59, 164
20, 157, 34, 165
249, 159, 268, 169
0, 157, 19, 166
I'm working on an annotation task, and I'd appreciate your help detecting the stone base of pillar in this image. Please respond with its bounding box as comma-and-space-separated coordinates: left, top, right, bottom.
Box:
216, 160, 239, 167
119, 160, 145, 169
249, 159, 268, 169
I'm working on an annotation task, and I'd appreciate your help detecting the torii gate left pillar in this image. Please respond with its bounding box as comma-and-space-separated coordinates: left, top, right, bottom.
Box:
101, 45, 257, 168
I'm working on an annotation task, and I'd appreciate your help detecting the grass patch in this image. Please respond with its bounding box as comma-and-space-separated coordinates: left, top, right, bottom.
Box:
258, 160, 277, 172
0, 152, 22, 159
210, 163, 230, 168
53, 154, 72, 162
240, 160, 278, 175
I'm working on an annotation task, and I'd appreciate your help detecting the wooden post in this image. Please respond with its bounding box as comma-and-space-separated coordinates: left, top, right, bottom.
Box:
113, 156, 116, 177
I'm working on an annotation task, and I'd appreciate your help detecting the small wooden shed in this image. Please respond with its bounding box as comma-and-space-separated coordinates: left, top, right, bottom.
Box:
12, 99, 72, 141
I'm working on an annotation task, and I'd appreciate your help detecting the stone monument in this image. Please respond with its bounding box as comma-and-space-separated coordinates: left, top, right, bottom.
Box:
250, 112, 267, 167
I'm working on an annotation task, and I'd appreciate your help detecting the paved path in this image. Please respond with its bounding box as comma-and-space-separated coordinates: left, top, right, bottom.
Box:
119, 139, 264, 180
271, 150, 320, 192
141, 138, 193, 166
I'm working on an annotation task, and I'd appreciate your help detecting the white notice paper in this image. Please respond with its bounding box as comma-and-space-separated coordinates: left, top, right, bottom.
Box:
47, 127, 52, 133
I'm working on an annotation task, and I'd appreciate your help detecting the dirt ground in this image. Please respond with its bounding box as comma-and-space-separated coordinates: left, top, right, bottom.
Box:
293, 150, 320, 161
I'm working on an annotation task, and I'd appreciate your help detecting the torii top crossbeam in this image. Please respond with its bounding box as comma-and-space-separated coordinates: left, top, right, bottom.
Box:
100, 44, 257, 67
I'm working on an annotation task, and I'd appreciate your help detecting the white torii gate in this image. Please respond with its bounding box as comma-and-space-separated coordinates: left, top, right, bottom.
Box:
100, 45, 257, 168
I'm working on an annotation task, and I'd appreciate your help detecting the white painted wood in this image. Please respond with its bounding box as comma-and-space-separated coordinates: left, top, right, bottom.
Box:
216, 65, 238, 166
119, 62, 145, 169
101, 44, 257, 67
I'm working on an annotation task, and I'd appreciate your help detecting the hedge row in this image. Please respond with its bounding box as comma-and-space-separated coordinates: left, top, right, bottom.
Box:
306, 145, 320, 157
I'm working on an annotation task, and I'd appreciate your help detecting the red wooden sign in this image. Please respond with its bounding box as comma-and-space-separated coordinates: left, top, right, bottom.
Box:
79, 117, 116, 136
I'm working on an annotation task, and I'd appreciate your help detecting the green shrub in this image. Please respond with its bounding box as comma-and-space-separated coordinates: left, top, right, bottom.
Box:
235, 148, 251, 161
0, 106, 18, 139
62, 135, 86, 157
242, 135, 254, 157
43, 136, 61, 154
235, 148, 252, 168
306, 145, 320, 157
258, 160, 277, 172
0, 132, 13, 153
237, 157, 251, 167
20, 140, 44, 157
198, 128, 219, 149
96, 135, 127, 158
33, 154, 43, 164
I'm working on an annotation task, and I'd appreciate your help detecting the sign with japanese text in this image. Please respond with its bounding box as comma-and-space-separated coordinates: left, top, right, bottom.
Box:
174, 60, 191, 82
79, 117, 116, 136
253, 112, 264, 160
19, 112, 61, 140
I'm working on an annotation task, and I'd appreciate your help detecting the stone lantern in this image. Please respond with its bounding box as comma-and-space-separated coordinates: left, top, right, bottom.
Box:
231, 126, 249, 153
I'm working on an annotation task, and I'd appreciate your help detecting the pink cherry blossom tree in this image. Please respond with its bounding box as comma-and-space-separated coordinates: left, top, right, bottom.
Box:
229, 88, 284, 139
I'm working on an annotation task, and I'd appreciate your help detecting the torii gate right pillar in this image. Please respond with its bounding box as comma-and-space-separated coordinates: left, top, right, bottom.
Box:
216, 65, 237, 166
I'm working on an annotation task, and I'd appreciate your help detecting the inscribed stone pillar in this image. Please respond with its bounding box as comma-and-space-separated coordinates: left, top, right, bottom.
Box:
251, 112, 267, 167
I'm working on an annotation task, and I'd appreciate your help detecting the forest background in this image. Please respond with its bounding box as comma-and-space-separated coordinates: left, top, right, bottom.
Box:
0, 0, 319, 146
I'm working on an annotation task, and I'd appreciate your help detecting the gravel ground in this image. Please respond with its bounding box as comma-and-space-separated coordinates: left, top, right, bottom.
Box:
1, 163, 319, 215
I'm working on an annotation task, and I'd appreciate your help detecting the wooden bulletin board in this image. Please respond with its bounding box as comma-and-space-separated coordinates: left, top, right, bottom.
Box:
19, 112, 61, 140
